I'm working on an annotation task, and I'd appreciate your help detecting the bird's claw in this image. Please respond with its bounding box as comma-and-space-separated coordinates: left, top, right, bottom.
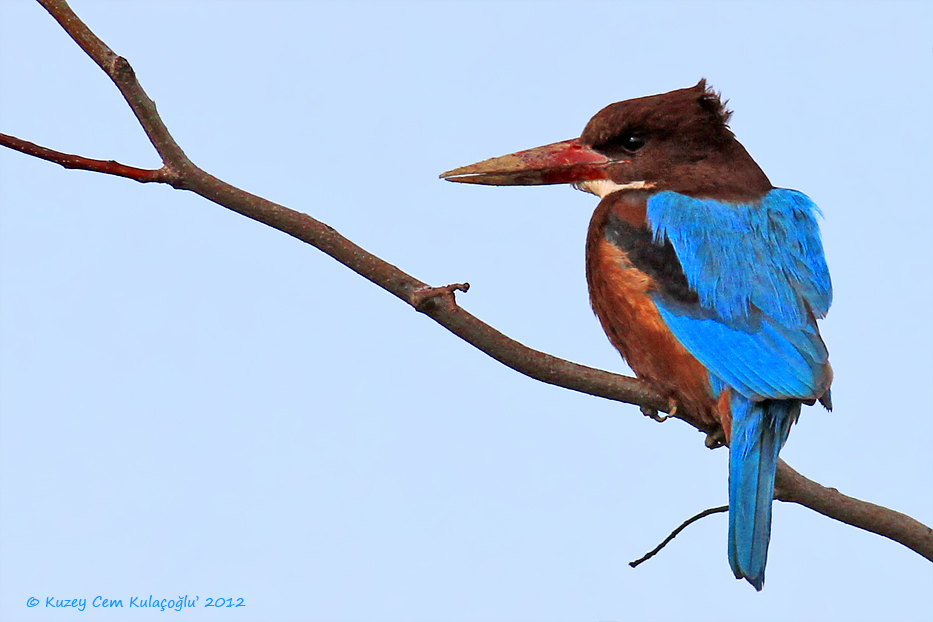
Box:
641, 400, 677, 423
640, 405, 663, 421
705, 428, 727, 449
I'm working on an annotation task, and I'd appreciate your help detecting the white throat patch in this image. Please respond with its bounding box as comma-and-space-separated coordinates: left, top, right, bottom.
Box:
572, 179, 654, 198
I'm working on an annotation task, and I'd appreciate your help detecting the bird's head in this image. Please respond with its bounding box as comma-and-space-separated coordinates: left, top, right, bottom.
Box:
441, 80, 770, 201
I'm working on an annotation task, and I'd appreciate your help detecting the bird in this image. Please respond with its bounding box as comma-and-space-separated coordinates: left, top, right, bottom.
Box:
440, 80, 832, 590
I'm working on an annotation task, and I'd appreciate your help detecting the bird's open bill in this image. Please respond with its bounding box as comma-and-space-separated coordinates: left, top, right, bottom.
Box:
439, 138, 612, 186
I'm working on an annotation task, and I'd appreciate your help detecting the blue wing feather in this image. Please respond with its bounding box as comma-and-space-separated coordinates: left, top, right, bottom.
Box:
655, 307, 819, 398
646, 188, 831, 401
647, 189, 831, 323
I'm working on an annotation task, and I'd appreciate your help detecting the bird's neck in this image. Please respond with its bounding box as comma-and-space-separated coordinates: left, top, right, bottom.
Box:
573, 179, 656, 199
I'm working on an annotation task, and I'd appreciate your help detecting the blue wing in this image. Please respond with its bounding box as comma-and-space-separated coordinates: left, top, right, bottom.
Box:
646, 188, 832, 401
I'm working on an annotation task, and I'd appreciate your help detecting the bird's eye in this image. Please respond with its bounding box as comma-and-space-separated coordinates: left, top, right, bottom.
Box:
621, 134, 646, 152
593, 132, 647, 156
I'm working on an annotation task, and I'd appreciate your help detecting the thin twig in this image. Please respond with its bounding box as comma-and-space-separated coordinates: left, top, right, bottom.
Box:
630, 506, 729, 568
0, 133, 170, 183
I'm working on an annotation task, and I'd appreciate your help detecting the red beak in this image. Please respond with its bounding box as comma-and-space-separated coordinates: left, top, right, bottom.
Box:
439, 138, 612, 186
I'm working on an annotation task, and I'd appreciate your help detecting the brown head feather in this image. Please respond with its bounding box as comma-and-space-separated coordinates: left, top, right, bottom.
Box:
580, 80, 770, 201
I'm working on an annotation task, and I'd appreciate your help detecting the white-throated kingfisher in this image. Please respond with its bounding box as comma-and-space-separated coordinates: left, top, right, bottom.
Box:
440, 80, 832, 590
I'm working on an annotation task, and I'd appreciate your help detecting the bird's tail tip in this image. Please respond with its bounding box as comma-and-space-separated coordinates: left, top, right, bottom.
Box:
729, 529, 767, 591
732, 565, 765, 591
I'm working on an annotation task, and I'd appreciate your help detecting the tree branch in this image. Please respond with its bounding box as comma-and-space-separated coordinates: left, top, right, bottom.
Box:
776, 460, 933, 561
3, 0, 929, 566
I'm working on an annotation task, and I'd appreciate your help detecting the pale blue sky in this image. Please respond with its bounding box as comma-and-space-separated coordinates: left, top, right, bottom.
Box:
1, 1, 931, 621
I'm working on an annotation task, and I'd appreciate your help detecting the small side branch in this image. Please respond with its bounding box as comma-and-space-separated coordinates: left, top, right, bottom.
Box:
410, 282, 470, 312
0, 133, 171, 183
630, 505, 729, 568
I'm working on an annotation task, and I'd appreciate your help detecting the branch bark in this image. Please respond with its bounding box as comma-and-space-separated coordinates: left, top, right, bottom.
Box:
776, 461, 933, 560
3, 0, 930, 565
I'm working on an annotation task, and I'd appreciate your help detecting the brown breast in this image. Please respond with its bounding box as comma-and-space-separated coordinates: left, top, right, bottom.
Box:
584, 193, 722, 432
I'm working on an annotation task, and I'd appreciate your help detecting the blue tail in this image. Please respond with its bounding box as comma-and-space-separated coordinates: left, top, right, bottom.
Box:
727, 395, 799, 590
